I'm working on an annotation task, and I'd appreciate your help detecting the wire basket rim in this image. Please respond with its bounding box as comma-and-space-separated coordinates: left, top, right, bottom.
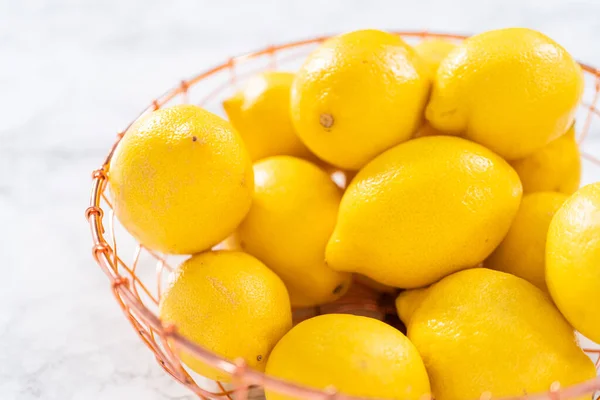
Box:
87, 30, 600, 400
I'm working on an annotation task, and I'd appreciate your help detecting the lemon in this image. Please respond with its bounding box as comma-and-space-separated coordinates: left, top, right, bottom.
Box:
397, 268, 595, 400
291, 29, 430, 170
265, 314, 430, 400
511, 124, 581, 194
108, 104, 253, 255
223, 72, 313, 161
486, 192, 568, 292
237, 156, 351, 307
547, 182, 600, 343
159, 251, 292, 381
326, 136, 522, 288
426, 28, 584, 160
414, 39, 457, 76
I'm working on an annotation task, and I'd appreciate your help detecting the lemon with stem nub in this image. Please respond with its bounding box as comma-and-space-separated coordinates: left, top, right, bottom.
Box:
109, 104, 253, 255
237, 156, 351, 307
291, 29, 430, 170
326, 136, 522, 288
159, 251, 292, 382
427, 27, 583, 160
397, 268, 595, 400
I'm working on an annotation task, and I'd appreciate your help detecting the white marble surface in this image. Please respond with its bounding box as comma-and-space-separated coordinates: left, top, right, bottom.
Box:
2, 0, 600, 399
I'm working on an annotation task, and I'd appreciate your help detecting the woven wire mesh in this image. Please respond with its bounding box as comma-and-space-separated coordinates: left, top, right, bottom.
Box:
86, 31, 600, 400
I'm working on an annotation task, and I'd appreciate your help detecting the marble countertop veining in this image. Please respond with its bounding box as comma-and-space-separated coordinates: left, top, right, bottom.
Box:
1, 0, 600, 399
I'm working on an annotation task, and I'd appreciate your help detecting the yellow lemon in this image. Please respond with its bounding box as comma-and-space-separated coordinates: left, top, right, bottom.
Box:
511, 124, 581, 194
291, 29, 430, 170
547, 182, 600, 343
426, 28, 584, 160
397, 268, 595, 400
326, 136, 522, 288
237, 156, 351, 307
486, 192, 568, 292
108, 104, 253, 254
414, 38, 457, 76
159, 251, 292, 381
223, 72, 313, 161
265, 314, 431, 400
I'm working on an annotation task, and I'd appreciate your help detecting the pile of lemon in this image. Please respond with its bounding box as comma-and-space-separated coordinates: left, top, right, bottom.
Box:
108, 28, 600, 400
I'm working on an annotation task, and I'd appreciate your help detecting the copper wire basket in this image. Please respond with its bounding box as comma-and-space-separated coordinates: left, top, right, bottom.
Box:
86, 31, 600, 400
